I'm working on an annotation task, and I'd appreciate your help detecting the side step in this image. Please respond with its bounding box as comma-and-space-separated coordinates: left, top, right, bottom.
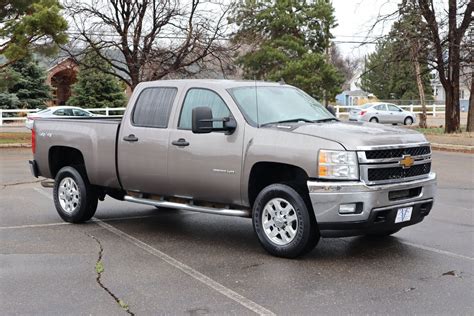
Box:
124, 195, 251, 218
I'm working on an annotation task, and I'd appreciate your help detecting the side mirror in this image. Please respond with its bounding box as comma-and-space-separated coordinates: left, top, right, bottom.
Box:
191, 106, 237, 135
192, 106, 213, 133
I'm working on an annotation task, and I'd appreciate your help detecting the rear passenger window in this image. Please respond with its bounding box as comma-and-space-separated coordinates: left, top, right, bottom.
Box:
178, 89, 230, 130
132, 87, 177, 128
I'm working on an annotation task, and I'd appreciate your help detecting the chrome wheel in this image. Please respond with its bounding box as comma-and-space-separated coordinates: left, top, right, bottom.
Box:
262, 198, 298, 246
58, 177, 80, 214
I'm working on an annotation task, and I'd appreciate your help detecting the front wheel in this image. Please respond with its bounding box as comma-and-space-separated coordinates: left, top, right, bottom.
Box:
252, 184, 320, 258
404, 117, 414, 125
53, 166, 98, 223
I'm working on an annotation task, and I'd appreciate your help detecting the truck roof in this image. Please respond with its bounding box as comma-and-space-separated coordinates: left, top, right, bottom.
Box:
135, 79, 289, 90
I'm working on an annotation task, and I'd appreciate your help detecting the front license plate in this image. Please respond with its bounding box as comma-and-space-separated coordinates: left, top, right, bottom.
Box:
395, 207, 413, 223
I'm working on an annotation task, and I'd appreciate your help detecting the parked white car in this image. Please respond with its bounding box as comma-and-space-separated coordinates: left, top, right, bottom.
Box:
348, 102, 416, 125
25, 106, 96, 129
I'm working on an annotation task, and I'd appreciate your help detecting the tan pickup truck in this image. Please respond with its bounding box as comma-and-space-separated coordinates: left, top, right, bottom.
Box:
29, 80, 437, 258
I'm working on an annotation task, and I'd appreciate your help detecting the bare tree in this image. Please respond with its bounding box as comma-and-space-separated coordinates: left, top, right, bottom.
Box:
330, 44, 360, 91
64, 0, 236, 90
418, 0, 473, 133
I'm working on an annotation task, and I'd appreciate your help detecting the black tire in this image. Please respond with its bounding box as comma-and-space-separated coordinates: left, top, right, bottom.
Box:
404, 117, 413, 125
366, 228, 401, 237
252, 184, 320, 258
369, 117, 378, 123
53, 166, 98, 223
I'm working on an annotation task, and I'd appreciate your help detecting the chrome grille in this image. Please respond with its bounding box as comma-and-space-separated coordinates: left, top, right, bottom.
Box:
365, 146, 431, 160
367, 163, 431, 181
358, 143, 432, 185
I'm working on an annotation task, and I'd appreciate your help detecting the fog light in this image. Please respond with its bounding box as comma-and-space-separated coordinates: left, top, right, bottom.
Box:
339, 203, 357, 214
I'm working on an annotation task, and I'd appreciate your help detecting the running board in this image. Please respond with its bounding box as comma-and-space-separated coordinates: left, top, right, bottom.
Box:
124, 195, 251, 218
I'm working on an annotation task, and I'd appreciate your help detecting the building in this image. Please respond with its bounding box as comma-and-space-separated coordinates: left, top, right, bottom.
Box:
431, 73, 471, 112
45, 57, 78, 106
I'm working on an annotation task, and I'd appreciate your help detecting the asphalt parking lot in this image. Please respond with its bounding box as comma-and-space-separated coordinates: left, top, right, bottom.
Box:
1, 148, 473, 315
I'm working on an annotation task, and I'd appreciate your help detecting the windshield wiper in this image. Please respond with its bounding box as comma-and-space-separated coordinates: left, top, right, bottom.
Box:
260, 118, 315, 127
313, 118, 339, 123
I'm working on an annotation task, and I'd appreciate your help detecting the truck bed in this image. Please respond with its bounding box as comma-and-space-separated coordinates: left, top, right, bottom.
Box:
33, 117, 122, 189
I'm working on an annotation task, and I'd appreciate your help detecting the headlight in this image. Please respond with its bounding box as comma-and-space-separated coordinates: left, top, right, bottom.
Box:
318, 150, 359, 180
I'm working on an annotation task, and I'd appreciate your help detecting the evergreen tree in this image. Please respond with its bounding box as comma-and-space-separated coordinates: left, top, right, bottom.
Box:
230, 0, 343, 100
0, 56, 51, 109
67, 51, 126, 108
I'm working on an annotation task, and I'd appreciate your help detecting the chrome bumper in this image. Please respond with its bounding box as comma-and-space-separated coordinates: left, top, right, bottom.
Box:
307, 173, 437, 229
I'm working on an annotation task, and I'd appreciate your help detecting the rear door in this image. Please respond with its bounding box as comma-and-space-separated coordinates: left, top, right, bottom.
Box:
167, 87, 244, 205
374, 104, 389, 122
117, 86, 178, 195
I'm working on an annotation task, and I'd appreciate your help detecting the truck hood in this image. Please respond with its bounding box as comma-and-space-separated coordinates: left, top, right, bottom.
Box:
289, 121, 427, 150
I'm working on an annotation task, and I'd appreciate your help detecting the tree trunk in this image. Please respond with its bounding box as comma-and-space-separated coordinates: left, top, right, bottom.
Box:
410, 41, 427, 128
467, 71, 474, 132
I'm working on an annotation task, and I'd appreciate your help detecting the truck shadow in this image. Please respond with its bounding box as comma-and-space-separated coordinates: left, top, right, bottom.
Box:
95, 206, 422, 263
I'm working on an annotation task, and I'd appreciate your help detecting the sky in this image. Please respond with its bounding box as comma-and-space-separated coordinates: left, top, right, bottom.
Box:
331, 0, 400, 59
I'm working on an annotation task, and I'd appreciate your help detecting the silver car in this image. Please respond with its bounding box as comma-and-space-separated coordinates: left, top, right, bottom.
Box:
25, 106, 96, 129
348, 102, 416, 125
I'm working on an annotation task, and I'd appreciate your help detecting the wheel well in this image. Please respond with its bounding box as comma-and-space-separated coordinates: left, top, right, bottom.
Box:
248, 162, 309, 207
49, 146, 86, 179
369, 117, 378, 122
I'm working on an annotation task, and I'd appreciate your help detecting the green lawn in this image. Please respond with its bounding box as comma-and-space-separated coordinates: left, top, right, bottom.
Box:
0, 132, 31, 144
415, 127, 469, 135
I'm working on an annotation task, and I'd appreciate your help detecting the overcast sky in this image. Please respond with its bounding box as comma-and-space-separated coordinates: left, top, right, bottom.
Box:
331, 0, 400, 59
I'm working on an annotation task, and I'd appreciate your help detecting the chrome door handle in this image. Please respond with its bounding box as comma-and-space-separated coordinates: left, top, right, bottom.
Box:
172, 138, 190, 147
123, 134, 139, 142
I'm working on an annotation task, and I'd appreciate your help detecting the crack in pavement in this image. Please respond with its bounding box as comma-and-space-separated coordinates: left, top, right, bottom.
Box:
86, 233, 135, 315
0, 179, 42, 190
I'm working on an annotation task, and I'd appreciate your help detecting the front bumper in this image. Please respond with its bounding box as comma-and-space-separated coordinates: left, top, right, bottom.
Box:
307, 173, 437, 237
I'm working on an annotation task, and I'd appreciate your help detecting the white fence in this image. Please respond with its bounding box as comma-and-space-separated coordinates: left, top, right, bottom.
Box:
0, 107, 126, 126
334, 104, 445, 118
0, 104, 446, 126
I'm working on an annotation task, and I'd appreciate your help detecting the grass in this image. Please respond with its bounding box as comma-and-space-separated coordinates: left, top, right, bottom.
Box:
0, 132, 31, 144
415, 127, 471, 136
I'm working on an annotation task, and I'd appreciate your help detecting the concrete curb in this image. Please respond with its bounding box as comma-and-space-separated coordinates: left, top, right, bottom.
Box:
431, 143, 474, 153
0, 143, 31, 148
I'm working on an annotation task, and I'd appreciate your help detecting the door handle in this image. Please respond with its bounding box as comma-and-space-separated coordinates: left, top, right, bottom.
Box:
172, 138, 190, 147
123, 134, 139, 142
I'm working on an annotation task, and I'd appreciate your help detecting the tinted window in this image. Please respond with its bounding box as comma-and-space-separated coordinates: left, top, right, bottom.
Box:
53, 109, 73, 116
179, 89, 230, 129
72, 109, 92, 116
133, 87, 177, 128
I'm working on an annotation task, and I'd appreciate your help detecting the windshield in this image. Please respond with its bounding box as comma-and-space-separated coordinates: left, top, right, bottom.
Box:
228, 86, 334, 126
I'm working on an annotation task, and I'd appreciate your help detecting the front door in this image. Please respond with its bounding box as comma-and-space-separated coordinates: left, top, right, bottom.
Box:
168, 88, 244, 206
117, 86, 178, 195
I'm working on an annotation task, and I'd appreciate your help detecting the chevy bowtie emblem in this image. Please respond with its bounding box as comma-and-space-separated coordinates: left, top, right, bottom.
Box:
399, 155, 415, 169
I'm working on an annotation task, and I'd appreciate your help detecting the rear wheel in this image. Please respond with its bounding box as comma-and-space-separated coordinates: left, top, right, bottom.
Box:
404, 117, 413, 125
252, 184, 319, 258
369, 117, 378, 123
53, 166, 98, 223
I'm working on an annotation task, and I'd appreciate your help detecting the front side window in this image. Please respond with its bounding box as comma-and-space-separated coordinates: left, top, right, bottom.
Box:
179, 89, 231, 130
387, 104, 400, 112
53, 109, 73, 116
72, 109, 92, 116
133, 87, 177, 128
228, 86, 333, 126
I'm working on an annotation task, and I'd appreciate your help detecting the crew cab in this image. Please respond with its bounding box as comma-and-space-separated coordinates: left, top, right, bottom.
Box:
29, 80, 437, 258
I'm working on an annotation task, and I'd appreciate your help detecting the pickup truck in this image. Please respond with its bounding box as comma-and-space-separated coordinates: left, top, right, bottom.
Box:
30, 79, 437, 258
